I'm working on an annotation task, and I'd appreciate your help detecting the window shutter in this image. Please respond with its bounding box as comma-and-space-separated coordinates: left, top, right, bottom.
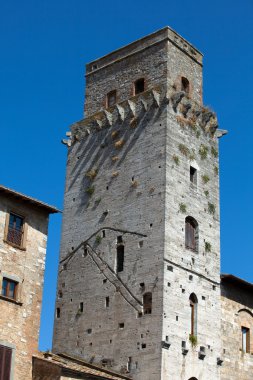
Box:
0, 345, 12, 380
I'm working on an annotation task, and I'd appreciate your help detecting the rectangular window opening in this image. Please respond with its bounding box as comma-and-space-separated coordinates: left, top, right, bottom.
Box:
242, 327, 250, 353
190, 166, 197, 185
7, 212, 24, 247
117, 245, 124, 273
105, 296, 110, 308
106, 90, 117, 108
2, 277, 18, 300
0, 344, 12, 380
79, 302, 84, 312
56, 307, 61, 318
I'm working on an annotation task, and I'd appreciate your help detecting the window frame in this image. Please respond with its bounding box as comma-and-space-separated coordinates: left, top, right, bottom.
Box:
0, 344, 13, 380
4, 210, 27, 250
241, 326, 250, 353
1, 277, 18, 301
185, 216, 198, 252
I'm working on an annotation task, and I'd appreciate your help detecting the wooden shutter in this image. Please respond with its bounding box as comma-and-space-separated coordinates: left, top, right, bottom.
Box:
0, 344, 12, 380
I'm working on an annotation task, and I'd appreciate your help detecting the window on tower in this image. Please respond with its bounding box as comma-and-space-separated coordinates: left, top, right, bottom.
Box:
181, 77, 190, 95
241, 326, 250, 353
134, 78, 145, 95
143, 292, 152, 314
190, 166, 197, 185
0, 345, 12, 380
185, 216, 198, 252
116, 237, 124, 273
6, 212, 25, 248
106, 90, 117, 108
189, 293, 198, 336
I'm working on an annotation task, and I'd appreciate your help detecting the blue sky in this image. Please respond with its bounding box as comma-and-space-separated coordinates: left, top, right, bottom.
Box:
0, 0, 252, 351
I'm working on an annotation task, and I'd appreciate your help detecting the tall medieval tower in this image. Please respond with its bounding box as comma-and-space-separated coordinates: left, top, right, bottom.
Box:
53, 27, 224, 380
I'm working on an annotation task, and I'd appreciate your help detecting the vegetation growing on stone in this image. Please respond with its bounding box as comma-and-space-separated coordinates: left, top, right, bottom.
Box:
202, 175, 210, 184
189, 334, 198, 347
179, 203, 187, 213
208, 202, 215, 215
178, 144, 190, 157
199, 145, 208, 160
211, 146, 218, 158
173, 155, 180, 165
86, 186, 95, 196
114, 139, 125, 149
205, 242, 212, 252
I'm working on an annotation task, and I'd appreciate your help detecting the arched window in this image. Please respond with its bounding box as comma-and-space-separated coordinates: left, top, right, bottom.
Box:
189, 293, 198, 336
143, 292, 152, 314
185, 217, 198, 252
181, 77, 190, 95
134, 78, 145, 95
238, 309, 252, 354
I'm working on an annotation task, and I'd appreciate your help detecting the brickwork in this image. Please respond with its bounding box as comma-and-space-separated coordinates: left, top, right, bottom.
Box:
0, 188, 58, 379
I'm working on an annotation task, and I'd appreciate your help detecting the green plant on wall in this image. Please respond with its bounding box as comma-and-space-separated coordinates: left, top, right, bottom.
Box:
214, 166, 219, 175
179, 203, 187, 213
204, 190, 209, 198
86, 186, 95, 196
208, 202, 215, 215
95, 235, 102, 244
173, 155, 180, 165
189, 334, 198, 347
205, 242, 212, 252
199, 145, 208, 160
202, 174, 210, 184
211, 146, 218, 158
178, 144, 190, 157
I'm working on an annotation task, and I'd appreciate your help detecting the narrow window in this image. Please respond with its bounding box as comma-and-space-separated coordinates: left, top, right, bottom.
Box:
117, 245, 124, 272
106, 90, 117, 108
242, 327, 250, 353
181, 77, 190, 95
79, 302, 84, 312
143, 292, 152, 315
134, 78, 145, 95
189, 293, 198, 336
2, 278, 18, 300
56, 307, 61, 318
185, 217, 198, 252
105, 296, 110, 308
0, 344, 12, 380
6, 212, 24, 247
190, 166, 197, 185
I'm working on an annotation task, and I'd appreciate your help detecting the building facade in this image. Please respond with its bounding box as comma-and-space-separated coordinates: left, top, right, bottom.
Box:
0, 185, 58, 379
53, 27, 253, 380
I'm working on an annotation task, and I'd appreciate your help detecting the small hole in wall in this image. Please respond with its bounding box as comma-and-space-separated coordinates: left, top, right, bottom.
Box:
141, 343, 146, 349
70, 299, 72, 302
160, 124, 162, 126
106, 186, 109, 190
56, 308, 61, 318
119, 323, 125, 329
202, 296, 206, 300
87, 329, 92, 334
158, 165, 161, 168
62, 263, 67, 270
89, 342, 92, 346
192, 257, 195, 264
182, 289, 185, 293
79, 302, 84, 312
176, 316, 178, 321
102, 230, 106, 238
165, 336, 169, 342
167, 265, 173, 272
149, 223, 153, 228
141, 334, 143, 338
103, 279, 107, 284
140, 282, 145, 289
213, 285, 216, 291
139, 241, 143, 248
71, 247, 74, 251
73, 198, 75, 202
110, 339, 112, 344
189, 275, 193, 281
208, 345, 210, 349
167, 282, 171, 287
132, 176, 135, 181
223, 349, 226, 354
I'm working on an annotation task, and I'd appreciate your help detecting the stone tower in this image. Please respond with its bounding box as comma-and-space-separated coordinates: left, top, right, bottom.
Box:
53, 27, 224, 380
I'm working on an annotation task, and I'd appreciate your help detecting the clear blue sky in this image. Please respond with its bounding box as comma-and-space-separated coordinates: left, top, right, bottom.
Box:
0, 0, 252, 351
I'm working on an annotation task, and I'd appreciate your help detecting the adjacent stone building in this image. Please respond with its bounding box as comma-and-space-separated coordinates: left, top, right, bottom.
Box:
0, 185, 59, 379
50, 26, 252, 380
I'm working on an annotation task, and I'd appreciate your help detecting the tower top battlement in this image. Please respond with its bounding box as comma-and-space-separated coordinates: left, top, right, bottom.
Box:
86, 26, 203, 76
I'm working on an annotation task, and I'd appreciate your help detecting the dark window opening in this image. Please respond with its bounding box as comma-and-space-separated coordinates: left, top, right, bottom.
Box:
2, 278, 18, 300
56, 307, 61, 318
190, 166, 197, 185
134, 78, 145, 95
181, 77, 190, 95
117, 236, 123, 244
0, 344, 12, 380
242, 327, 250, 353
141, 343, 146, 349
102, 230, 106, 238
105, 296, 110, 308
117, 245, 124, 273
143, 292, 152, 315
190, 293, 198, 336
7, 212, 24, 247
185, 216, 198, 252
79, 302, 84, 312
119, 323, 124, 329
106, 90, 117, 108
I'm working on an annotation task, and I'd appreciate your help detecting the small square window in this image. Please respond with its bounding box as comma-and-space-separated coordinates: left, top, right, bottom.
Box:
6, 212, 24, 247
2, 278, 18, 300
190, 166, 197, 185
106, 90, 117, 108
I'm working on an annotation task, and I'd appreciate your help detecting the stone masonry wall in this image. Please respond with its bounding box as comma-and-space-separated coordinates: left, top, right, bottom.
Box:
0, 197, 49, 379
221, 283, 253, 380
